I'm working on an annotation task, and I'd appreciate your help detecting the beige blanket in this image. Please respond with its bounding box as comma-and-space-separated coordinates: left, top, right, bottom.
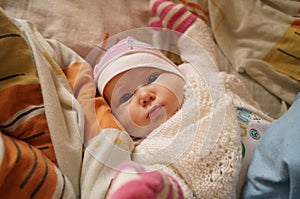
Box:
2, 0, 298, 119
208, 0, 300, 106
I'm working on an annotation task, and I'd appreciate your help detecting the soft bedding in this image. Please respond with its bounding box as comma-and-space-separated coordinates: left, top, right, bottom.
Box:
131, 25, 266, 197
208, 0, 300, 114
1, 0, 299, 118
0, 8, 126, 198
0, 0, 300, 199
0, 9, 83, 197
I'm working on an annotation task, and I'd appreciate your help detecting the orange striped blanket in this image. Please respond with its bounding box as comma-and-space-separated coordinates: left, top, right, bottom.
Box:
0, 8, 131, 198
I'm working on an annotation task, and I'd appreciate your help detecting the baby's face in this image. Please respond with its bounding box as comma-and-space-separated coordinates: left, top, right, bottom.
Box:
104, 67, 185, 138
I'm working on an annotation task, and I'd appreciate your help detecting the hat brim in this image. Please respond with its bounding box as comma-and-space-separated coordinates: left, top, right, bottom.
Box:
96, 52, 184, 96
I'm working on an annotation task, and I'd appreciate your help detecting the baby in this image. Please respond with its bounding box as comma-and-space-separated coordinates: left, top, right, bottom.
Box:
94, 37, 185, 139
94, 36, 271, 198
92, 0, 297, 198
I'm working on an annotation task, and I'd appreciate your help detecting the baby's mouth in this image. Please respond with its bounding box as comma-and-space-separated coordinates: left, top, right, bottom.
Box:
149, 105, 164, 120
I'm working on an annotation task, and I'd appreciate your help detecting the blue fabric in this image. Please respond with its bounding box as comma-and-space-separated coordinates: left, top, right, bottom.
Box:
243, 93, 300, 199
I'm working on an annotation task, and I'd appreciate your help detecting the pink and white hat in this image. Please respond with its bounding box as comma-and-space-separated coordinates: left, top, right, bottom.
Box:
93, 37, 184, 95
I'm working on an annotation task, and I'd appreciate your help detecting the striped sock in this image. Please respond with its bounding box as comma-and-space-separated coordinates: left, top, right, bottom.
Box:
150, 0, 197, 33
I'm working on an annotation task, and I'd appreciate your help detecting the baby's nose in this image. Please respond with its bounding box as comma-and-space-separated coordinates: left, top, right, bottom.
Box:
136, 86, 156, 106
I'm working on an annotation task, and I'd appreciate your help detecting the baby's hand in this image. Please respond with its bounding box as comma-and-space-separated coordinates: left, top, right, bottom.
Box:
150, 0, 197, 34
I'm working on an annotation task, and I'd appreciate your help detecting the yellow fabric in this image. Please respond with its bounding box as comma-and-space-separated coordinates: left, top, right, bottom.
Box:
263, 19, 300, 81
0, 9, 39, 91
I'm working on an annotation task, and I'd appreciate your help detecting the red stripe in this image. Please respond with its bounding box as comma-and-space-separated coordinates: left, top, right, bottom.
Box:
175, 14, 197, 33
159, 3, 177, 20
166, 6, 188, 29
152, 0, 167, 15
166, 180, 174, 199
169, 175, 184, 199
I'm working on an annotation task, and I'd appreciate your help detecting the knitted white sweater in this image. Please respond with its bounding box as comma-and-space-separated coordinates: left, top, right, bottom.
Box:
133, 20, 271, 198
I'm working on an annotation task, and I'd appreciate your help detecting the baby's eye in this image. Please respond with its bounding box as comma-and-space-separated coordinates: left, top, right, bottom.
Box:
148, 74, 159, 84
120, 93, 133, 103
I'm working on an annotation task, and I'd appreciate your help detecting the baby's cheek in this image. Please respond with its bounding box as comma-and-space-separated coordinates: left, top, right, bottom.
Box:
114, 106, 134, 130
167, 91, 181, 115
169, 81, 185, 107
129, 105, 150, 126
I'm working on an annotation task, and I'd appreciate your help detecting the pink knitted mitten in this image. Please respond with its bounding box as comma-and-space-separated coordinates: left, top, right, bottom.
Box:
107, 162, 183, 199
150, 0, 197, 33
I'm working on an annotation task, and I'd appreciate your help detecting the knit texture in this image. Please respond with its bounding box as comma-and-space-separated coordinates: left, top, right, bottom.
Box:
132, 1, 249, 197
132, 63, 242, 198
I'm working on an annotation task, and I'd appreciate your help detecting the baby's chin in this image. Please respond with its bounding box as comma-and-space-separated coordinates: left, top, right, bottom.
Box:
126, 105, 181, 139
126, 119, 165, 139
